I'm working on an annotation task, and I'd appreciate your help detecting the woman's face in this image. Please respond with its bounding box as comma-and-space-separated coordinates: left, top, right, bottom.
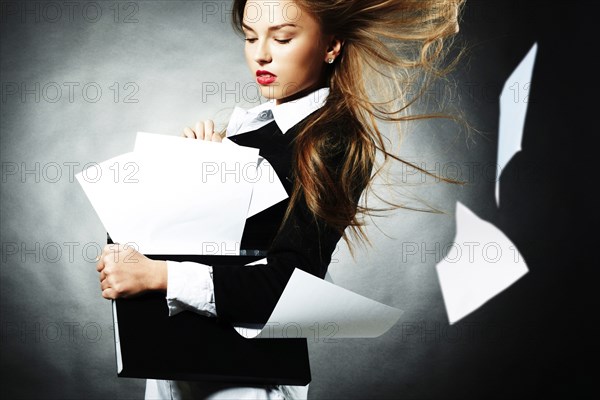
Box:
242, 0, 330, 105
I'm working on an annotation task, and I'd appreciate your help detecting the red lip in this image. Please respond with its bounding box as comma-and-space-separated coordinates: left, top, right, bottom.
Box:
256, 70, 277, 85
256, 70, 277, 77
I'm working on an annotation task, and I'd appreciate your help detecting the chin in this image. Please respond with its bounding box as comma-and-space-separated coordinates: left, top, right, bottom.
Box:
258, 86, 280, 100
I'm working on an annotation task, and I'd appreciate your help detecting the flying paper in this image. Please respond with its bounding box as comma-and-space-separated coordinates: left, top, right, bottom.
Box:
497, 42, 538, 205
435, 202, 528, 324
233, 268, 403, 339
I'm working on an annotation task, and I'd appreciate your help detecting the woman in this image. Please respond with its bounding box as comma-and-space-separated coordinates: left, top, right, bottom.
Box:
96, 0, 464, 398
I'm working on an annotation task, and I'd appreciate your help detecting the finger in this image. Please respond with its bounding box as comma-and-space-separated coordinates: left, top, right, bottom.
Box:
102, 243, 120, 261
204, 120, 215, 141
101, 277, 111, 291
103, 243, 119, 254
104, 243, 123, 263
99, 269, 106, 282
211, 131, 223, 142
195, 121, 205, 140
182, 127, 196, 139
96, 256, 104, 272
102, 288, 118, 300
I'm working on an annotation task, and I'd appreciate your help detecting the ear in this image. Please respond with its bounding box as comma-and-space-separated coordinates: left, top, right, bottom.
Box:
324, 35, 344, 61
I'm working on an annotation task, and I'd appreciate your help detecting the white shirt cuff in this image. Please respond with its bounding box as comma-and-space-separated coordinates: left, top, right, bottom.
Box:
166, 260, 217, 318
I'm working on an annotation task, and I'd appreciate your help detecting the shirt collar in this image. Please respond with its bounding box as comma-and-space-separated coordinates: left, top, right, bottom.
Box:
226, 87, 330, 137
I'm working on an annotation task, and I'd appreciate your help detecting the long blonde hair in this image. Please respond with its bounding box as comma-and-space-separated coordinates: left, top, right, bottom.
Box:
231, 0, 467, 254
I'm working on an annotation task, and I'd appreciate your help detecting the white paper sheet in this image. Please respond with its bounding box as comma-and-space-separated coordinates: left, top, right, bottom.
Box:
136, 132, 289, 218
497, 42, 538, 206
76, 137, 259, 254
246, 156, 289, 218
221, 136, 289, 218
435, 202, 528, 324
233, 268, 403, 339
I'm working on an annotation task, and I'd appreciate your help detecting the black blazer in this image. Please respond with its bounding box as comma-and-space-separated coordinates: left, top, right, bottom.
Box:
212, 111, 354, 325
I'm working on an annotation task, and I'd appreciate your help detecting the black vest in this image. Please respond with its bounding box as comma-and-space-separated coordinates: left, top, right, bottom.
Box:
227, 117, 305, 253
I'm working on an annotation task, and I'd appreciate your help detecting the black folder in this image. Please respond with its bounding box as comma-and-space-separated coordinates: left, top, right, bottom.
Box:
108, 234, 311, 385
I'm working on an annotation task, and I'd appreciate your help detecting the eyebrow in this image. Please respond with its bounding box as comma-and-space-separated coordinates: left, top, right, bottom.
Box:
241, 22, 299, 32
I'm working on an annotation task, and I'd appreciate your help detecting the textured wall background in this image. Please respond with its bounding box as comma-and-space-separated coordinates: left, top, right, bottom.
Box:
1, 0, 589, 399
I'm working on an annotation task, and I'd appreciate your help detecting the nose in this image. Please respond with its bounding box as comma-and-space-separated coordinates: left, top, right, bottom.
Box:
253, 39, 272, 65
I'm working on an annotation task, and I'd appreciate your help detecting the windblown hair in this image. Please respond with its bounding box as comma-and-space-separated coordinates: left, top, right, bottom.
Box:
230, 0, 467, 254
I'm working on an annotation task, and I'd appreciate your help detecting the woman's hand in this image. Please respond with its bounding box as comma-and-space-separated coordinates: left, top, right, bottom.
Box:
96, 243, 167, 299
182, 119, 223, 142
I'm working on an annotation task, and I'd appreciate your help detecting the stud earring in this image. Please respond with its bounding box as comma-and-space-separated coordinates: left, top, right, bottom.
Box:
327, 58, 334, 64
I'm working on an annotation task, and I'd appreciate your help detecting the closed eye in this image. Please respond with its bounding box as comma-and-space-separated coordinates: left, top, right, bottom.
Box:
244, 38, 292, 44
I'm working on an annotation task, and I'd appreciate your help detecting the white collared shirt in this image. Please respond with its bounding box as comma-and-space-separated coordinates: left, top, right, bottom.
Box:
165, 85, 331, 319
225, 86, 330, 137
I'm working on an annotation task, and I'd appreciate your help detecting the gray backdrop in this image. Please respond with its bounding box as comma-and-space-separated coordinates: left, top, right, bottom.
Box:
1, 0, 589, 398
